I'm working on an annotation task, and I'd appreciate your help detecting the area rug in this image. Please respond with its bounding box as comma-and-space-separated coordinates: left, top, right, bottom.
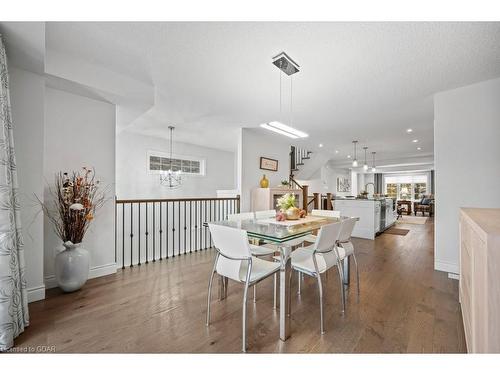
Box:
398, 215, 428, 225
384, 227, 410, 236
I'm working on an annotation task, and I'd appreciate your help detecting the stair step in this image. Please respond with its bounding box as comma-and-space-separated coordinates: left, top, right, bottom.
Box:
301, 157, 310, 160
291, 168, 299, 172
296, 163, 304, 166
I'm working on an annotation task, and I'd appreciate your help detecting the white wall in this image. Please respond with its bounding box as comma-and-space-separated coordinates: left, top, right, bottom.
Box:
239, 128, 291, 211
116, 130, 235, 200
44, 87, 117, 285
434, 77, 500, 274
9, 67, 46, 302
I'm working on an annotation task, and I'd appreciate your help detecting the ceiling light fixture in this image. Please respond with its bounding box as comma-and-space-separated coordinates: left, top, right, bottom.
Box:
261, 52, 308, 139
260, 121, 307, 138
363, 146, 369, 171
412, 139, 419, 143
417, 147, 422, 150
335, 150, 339, 154
347, 155, 351, 159
318, 143, 323, 148
371, 152, 376, 173
352, 141, 358, 167
407, 128, 413, 133
160, 126, 182, 189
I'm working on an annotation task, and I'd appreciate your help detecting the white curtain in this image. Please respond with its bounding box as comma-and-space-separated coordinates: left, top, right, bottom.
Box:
0, 35, 29, 351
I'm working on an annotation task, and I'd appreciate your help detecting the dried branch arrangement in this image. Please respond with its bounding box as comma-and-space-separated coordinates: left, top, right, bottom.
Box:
38, 167, 107, 244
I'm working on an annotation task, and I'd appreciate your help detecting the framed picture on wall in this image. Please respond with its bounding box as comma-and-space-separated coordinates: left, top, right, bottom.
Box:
337, 177, 351, 192
260, 157, 278, 172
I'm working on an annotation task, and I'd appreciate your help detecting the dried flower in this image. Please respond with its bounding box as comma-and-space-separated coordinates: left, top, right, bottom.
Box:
37, 168, 107, 244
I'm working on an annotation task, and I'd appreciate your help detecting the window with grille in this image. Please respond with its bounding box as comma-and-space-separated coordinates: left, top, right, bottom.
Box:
383, 174, 428, 201
148, 151, 205, 176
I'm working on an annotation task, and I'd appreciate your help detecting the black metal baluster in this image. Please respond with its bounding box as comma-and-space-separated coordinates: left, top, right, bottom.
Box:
204, 200, 208, 250
138, 203, 141, 266
145, 203, 149, 264
184, 201, 187, 255
166, 201, 169, 259
189, 201, 192, 253
153, 202, 156, 262
159, 201, 163, 260
194, 201, 198, 252
130, 203, 133, 267
172, 201, 176, 257
122, 203, 125, 269
178, 201, 181, 256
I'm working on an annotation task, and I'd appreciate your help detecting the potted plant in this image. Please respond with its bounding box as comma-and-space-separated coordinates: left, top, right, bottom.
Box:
280, 179, 290, 187
276, 193, 305, 220
38, 167, 106, 292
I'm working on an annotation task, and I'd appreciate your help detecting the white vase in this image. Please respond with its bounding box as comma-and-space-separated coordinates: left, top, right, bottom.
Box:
54, 242, 90, 292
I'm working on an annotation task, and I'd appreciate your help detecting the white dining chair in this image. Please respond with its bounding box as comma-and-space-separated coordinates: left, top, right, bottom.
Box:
255, 208, 311, 308
288, 221, 345, 334
337, 217, 360, 298
226, 211, 274, 302
296, 209, 341, 294
206, 224, 280, 352
228, 212, 255, 221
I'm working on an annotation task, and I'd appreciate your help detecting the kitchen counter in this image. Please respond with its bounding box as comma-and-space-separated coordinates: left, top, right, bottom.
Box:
333, 198, 395, 239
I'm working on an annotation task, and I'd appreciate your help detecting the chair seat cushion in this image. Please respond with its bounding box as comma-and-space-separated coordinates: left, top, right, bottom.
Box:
290, 246, 346, 274
249, 244, 275, 256
238, 256, 280, 283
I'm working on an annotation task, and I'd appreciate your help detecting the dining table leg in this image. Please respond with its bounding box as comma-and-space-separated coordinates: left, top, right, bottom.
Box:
279, 244, 292, 341
342, 256, 350, 286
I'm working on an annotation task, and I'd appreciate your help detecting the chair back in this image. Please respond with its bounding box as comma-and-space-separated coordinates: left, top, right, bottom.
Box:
255, 210, 276, 219
311, 209, 341, 218
313, 222, 342, 253
227, 212, 255, 221
208, 224, 252, 281
338, 217, 357, 242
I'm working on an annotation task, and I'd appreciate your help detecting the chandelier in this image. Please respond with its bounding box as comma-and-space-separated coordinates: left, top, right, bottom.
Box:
160, 126, 182, 189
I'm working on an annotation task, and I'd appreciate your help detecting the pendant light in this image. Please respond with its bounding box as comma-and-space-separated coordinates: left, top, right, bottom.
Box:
363, 147, 369, 171
160, 126, 182, 189
371, 152, 376, 173
352, 141, 358, 167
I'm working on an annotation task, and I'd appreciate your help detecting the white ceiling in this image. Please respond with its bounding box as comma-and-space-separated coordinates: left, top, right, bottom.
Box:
45, 22, 500, 164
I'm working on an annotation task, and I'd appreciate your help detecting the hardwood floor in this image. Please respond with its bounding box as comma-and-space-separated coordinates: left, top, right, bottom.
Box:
16, 217, 466, 353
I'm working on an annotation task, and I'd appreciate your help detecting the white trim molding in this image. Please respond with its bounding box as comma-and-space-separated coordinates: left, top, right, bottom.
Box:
27, 284, 46, 303
434, 259, 459, 274
448, 273, 460, 280
44, 262, 117, 290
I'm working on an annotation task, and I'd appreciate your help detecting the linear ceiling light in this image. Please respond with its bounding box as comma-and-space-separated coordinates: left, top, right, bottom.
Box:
260, 121, 308, 139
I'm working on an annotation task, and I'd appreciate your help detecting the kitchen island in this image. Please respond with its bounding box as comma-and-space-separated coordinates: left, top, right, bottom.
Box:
334, 198, 395, 239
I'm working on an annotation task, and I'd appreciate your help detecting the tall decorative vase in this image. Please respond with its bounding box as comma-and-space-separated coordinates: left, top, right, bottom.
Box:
260, 174, 269, 188
54, 242, 90, 292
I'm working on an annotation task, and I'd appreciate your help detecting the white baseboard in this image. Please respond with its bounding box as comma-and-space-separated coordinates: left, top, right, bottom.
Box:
435, 259, 459, 274
27, 284, 46, 303
44, 262, 117, 290
448, 272, 460, 280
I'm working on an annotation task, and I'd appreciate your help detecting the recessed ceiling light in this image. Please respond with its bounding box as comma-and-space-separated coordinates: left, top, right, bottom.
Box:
407, 128, 413, 133
318, 143, 323, 148
412, 139, 419, 143
347, 155, 351, 159
335, 150, 339, 154
417, 147, 422, 150
260, 121, 308, 139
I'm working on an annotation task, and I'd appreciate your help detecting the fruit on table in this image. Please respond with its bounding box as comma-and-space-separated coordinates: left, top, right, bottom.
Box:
275, 212, 286, 222
299, 209, 306, 218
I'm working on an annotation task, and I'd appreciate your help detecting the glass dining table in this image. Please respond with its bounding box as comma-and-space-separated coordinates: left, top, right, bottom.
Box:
205, 215, 356, 341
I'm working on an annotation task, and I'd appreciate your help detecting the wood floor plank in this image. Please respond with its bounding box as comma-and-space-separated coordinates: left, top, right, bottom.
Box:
14, 217, 466, 353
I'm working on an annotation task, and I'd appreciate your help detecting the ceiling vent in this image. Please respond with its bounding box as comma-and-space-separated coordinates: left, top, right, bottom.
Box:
272, 51, 300, 76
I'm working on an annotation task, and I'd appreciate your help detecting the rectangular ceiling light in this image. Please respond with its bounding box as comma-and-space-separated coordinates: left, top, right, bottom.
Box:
260, 121, 308, 139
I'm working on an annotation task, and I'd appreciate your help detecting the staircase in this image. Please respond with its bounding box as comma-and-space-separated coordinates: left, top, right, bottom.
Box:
290, 146, 312, 177
289, 146, 314, 210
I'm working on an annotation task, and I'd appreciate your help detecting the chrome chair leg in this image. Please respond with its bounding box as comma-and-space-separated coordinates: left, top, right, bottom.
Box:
297, 271, 301, 295
336, 261, 346, 314
253, 285, 257, 303
242, 280, 250, 353
316, 273, 325, 334
351, 253, 360, 300
206, 254, 219, 326
273, 273, 277, 310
